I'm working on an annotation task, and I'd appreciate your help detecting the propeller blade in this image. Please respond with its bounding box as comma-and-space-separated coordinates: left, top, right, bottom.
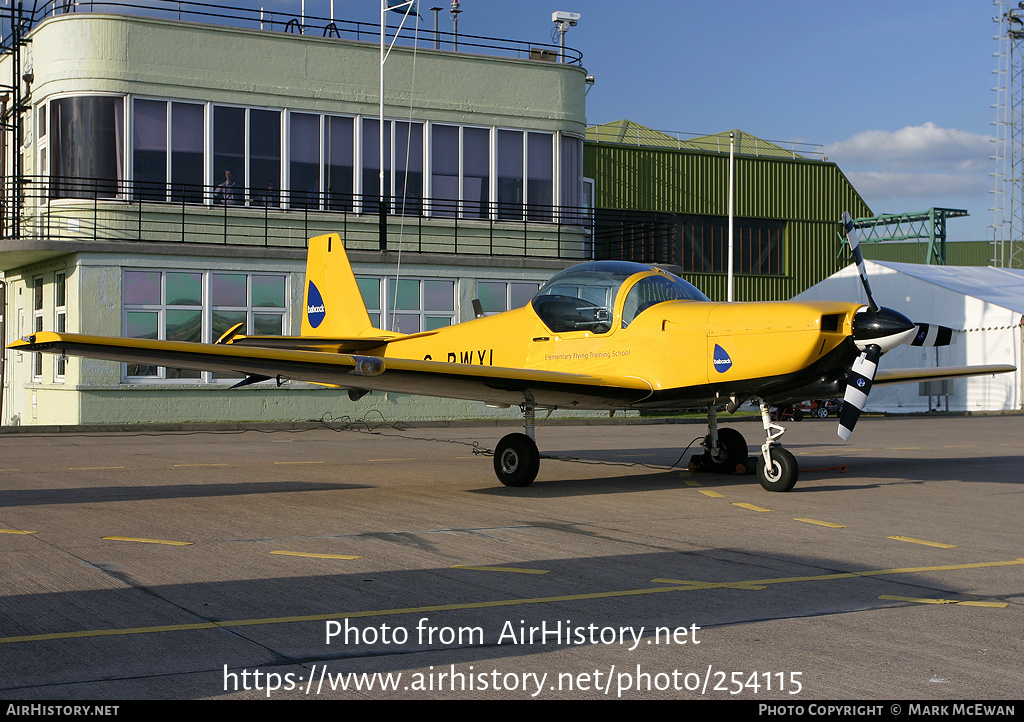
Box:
843, 211, 878, 313
910, 323, 957, 347
838, 344, 881, 441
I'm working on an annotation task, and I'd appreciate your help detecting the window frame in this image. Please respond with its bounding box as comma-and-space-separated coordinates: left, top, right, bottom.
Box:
476, 280, 541, 316
121, 269, 288, 384
48, 93, 127, 200
356, 275, 456, 333
32, 276, 44, 381
680, 215, 787, 276
109, 97, 579, 221
54, 272, 67, 381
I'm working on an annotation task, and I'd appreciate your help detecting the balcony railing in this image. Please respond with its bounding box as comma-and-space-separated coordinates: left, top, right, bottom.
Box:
1, 1, 583, 65
3, 176, 604, 259
3, 177, 680, 264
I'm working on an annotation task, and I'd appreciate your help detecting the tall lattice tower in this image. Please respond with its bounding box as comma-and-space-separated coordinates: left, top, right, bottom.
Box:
992, 1, 1024, 267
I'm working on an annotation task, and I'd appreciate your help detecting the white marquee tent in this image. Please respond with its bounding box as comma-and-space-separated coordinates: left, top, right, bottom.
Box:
793, 261, 1023, 413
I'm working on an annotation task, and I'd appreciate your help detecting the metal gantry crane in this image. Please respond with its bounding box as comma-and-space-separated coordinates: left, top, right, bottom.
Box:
842, 208, 969, 266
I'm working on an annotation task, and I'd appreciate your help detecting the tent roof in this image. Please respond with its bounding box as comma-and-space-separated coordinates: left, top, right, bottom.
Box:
871, 261, 1024, 315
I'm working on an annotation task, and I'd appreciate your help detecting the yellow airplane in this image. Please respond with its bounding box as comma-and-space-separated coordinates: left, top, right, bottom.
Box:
9, 215, 1015, 492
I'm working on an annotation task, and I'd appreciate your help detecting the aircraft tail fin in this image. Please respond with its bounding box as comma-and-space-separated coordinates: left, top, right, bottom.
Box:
301, 233, 378, 338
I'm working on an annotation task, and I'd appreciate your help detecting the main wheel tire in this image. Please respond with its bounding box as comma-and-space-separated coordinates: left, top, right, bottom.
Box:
493, 433, 540, 487
705, 427, 748, 470
756, 446, 799, 492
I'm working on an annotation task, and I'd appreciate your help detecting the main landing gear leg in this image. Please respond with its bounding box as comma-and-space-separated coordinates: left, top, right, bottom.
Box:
754, 398, 799, 492
493, 398, 541, 487
700, 403, 748, 472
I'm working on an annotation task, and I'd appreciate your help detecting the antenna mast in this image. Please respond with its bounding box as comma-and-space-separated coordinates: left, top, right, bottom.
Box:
993, 0, 1024, 268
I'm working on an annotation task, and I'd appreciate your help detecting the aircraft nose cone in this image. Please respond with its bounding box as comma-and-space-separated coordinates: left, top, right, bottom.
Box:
852, 306, 916, 351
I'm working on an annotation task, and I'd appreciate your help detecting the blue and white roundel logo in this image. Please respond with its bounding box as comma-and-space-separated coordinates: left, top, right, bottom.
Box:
713, 344, 733, 373
306, 281, 326, 328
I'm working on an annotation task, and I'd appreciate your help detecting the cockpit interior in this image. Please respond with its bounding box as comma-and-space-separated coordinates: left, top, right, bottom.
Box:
531, 261, 709, 334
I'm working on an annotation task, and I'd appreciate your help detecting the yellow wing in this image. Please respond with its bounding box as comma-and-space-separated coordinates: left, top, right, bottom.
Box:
874, 365, 1017, 385
10, 331, 654, 409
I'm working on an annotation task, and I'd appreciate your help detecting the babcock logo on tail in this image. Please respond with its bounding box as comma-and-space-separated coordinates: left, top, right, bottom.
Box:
713, 344, 732, 373
307, 281, 326, 328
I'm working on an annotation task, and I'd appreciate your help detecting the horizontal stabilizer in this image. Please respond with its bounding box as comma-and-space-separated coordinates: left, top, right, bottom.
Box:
227, 334, 403, 353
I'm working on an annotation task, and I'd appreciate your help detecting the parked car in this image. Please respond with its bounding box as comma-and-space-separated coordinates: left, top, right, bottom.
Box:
797, 399, 842, 418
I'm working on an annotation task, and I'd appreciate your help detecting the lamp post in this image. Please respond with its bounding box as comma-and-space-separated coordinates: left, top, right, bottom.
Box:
450, 1, 460, 51
727, 132, 735, 302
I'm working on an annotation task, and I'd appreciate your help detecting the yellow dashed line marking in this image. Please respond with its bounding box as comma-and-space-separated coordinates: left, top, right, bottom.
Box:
683, 478, 701, 487
0, 529, 36, 535
652, 558, 1024, 591
270, 551, 362, 560
888, 536, 957, 548
273, 461, 325, 465
795, 518, 846, 528
174, 463, 230, 467
367, 458, 417, 462
451, 565, 549, 575
3, 558, 1020, 645
102, 536, 193, 546
886, 447, 922, 450
697, 489, 724, 497
879, 595, 1008, 608
69, 466, 124, 470
733, 503, 772, 512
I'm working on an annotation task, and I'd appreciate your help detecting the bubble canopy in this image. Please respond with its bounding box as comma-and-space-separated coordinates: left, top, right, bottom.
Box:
531, 261, 709, 333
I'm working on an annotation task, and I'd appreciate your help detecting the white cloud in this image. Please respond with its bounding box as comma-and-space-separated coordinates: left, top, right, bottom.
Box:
845, 171, 991, 200
824, 123, 993, 173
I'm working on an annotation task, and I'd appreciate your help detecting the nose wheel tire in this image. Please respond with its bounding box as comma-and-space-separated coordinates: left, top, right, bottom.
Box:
494, 433, 540, 487
756, 446, 799, 492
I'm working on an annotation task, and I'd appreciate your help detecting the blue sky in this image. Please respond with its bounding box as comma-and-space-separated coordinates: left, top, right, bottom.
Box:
9, 1, 1002, 241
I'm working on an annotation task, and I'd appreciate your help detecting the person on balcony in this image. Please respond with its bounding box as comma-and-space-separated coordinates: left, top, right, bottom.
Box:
213, 169, 241, 205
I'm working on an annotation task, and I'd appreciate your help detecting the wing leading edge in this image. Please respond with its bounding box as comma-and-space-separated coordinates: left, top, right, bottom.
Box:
873, 365, 1017, 385
11, 331, 655, 409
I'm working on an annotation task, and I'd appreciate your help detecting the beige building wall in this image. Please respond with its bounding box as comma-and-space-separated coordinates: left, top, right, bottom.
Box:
0, 11, 594, 426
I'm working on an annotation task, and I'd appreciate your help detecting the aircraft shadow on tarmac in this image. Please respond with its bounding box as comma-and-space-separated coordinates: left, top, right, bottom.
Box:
0, 480, 372, 508
466, 449, 1024, 497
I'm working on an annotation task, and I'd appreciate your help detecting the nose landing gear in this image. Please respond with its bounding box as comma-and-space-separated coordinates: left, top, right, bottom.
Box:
700, 398, 799, 492
754, 398, 799, 491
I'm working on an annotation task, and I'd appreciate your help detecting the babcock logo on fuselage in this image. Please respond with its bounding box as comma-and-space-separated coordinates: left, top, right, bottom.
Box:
307, 281, 326, 328
713, 344, 732, 373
